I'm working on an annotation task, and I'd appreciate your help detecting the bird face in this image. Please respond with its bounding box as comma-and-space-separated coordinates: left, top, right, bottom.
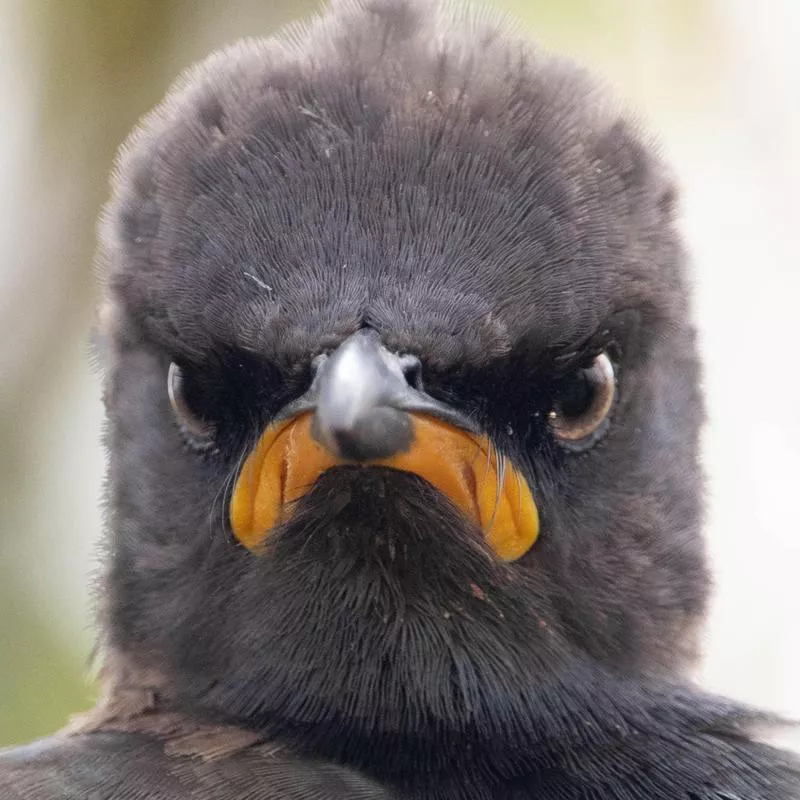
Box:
96, 0, 707, 777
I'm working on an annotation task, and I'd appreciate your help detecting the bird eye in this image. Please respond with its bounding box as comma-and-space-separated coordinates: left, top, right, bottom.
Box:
548, 352, 615, 450
167, 363, 215, 446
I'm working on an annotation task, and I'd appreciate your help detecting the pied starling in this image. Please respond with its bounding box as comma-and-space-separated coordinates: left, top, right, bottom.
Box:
1, 0, 798, 797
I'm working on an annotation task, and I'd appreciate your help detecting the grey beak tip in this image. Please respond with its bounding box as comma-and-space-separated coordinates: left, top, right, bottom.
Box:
313, 407, 414, 462
304, 330, 476, 461
311, 331, 416, 461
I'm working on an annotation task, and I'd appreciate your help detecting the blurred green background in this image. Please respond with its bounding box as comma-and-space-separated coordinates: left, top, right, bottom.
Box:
1, 0, 798, 747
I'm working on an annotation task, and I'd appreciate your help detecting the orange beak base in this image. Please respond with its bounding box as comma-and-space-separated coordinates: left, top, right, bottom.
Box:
230, 413, 539, 562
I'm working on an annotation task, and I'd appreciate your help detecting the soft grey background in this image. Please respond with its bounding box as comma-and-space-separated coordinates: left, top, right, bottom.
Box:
0, 0, 798, 747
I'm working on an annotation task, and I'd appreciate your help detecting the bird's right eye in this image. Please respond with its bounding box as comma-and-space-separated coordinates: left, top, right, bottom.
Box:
167, 363, 216, 448
547, 352, 616, 451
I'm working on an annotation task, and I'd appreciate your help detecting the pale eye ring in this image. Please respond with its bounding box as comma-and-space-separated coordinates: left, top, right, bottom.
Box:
548, 352, 616, 450
167, 362, 215, 444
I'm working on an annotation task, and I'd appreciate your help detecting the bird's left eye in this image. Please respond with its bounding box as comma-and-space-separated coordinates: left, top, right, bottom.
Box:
548, 352, 615, 450
167, 363, 216, 447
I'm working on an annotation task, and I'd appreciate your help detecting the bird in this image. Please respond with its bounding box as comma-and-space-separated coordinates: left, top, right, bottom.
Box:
1, 0, 798, 797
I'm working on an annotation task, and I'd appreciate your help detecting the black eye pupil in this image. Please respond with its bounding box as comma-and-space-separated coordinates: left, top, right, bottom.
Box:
168, 363, 216, 445
554, 370, 595, 419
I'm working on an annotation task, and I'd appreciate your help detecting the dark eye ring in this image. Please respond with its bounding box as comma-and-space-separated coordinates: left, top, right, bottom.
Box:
548, 352, 616, 451
167, 363, 215, 445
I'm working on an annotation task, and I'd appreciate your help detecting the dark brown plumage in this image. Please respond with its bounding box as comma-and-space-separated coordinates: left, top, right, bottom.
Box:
1, 0, 797, 797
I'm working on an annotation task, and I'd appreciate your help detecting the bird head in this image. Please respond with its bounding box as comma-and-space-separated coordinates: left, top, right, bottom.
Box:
94, 0, 706, 778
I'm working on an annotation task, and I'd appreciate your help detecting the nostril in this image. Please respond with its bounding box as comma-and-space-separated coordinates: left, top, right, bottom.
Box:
399, 355, 423, 391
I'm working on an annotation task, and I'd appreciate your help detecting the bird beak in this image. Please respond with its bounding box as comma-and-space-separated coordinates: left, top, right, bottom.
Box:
229, 330, 539, 561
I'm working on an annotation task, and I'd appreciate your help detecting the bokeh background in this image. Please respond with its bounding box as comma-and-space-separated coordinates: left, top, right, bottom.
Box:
1, 0, 798, 748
